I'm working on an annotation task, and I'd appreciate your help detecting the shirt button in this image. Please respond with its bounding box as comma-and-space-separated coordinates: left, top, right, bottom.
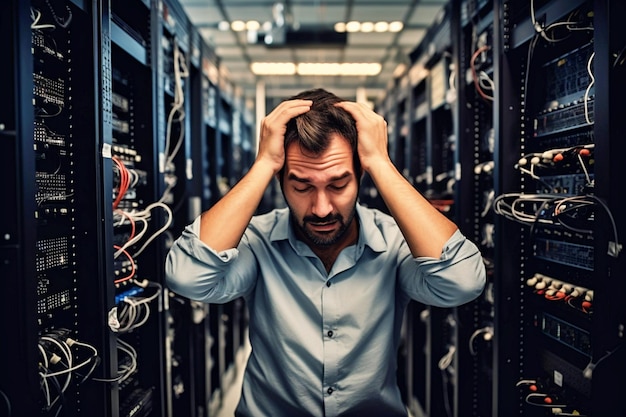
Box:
327, 387, 334, 395
327, 330, 333, 337
326, 281, 331, 287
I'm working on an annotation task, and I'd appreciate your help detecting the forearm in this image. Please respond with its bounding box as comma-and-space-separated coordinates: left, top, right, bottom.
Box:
199, 160, 275, 251
368, 159, 458, 258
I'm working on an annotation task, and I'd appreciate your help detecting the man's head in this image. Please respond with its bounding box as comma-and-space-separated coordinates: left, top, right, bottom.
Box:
279, 88, 361, 182
279, 88, 361, 248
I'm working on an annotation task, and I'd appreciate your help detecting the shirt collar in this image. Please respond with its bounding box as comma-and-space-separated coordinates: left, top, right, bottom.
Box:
268, 203, 388, 254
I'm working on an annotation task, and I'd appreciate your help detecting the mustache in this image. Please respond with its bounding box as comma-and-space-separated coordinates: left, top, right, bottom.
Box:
303, 213, 342, 224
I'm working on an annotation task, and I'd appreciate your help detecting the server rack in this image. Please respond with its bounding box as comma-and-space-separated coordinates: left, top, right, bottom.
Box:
492, 0, 626, 415
374, 1, 625, 415
402, 5, 465, 417
1, 1, 39, 414
155, 1, 200, 416
2, 0, 252, 415
454, 0, 496, 416
1, 0, 116, 415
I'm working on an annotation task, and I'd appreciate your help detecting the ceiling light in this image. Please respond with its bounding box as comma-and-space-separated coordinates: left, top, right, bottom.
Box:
246, 20, 260, 31
334, 22, 346, 33
250, 62, 382, 76
250, 62, 296, 75
231, 20, 246, 32
345, 21, 361, 32
334, 21, 402, 33
374, 21, 389, 32
297, 63, 341, 76
218, 21, 230, 31
360, 22, 374, 33
297, 62, 382, 76
388, 21, 404, 32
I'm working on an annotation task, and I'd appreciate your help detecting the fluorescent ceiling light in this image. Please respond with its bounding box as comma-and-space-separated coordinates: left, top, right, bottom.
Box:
231, 20, 246, 32
389, 21, 404, 32
298, 63, 381, 76
345, 21, 361, 32
374, 22, 389, 32
334, 22, 346, 32
246, 20, 261, 31
250, 62, 296, 75
251, 62, 382, 76
360, 22, 374, 33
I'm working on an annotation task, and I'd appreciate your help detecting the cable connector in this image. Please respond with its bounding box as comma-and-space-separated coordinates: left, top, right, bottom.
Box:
134, 278, 149, 288
49, 353, 62, 365
608, 241, 622, 258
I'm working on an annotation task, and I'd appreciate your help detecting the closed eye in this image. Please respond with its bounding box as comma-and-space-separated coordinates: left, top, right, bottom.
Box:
294, 185, 312, 193
329, 183, 348, 190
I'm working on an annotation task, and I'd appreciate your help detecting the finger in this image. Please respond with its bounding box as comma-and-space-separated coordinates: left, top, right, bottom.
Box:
268, 99, 313, 122
334, 100, 369, 115
334, 101, 381, 127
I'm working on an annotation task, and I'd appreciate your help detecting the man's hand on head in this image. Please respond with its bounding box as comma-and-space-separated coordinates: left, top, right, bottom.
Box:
257, 99, 312, 174
334, 101, 390, 174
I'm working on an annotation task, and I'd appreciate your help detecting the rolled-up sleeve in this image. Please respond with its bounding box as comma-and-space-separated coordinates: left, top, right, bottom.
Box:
165, 216, 257, 304
399, 229, 486, 307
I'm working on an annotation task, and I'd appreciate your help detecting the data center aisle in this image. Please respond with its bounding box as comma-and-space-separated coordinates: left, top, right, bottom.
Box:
215, 335, 251, 417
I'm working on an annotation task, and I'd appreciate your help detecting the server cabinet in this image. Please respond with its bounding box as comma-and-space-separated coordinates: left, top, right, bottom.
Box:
493, 0, 626, 415
1, 0, 117, 415
107, 0, 171, 415
2, 0, 254, 415
453, 0, 496, 416
406, 5, 465, 417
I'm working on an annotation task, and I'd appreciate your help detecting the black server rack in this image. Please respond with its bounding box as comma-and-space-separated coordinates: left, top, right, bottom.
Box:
156, 1, 198, 416
397, 4, 471, 417
108, 0, 170, 415
376, 0, 626, 415
454, 0, 496, 416
2, 0, 253, 415
1, 0, 115, 415
492, 0, 626, 415
417, 7, 460, 417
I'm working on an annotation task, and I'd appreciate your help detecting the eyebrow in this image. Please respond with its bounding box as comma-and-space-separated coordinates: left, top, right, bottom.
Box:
287, 171, 352, 184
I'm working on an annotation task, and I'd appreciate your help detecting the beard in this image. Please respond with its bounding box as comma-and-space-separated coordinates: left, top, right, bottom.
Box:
290, 206, 357, 248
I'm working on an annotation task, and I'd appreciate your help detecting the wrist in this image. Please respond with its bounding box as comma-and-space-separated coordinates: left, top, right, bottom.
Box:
251, 157, 282, 178
361, 155, 394, 177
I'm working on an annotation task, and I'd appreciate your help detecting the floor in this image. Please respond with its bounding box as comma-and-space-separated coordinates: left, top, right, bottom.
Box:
214, 339, 250, 417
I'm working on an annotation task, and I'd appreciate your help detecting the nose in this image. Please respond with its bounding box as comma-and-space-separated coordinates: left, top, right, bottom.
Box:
311, 190, 333, 218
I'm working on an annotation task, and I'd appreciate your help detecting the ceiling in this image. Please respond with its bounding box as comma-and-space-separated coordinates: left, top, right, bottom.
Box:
177, 0, 450, 103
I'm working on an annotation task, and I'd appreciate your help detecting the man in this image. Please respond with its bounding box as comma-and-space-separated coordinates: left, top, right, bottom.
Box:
165, 88, 486, 416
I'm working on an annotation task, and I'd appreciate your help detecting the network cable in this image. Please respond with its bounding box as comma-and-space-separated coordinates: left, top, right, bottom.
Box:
109, 279, 162, 333
38, 331, 99, 415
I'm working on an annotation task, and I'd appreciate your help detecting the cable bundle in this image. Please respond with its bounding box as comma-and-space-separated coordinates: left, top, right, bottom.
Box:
109, 279, 162, 334
38, 330, 99, 416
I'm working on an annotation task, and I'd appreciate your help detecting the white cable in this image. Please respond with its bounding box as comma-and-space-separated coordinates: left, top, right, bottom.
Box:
131, 202, 173, 257
468, 326, 493, 355
525, 393, 567, 408
438, 345, 456, 370
584, 51, 595, 125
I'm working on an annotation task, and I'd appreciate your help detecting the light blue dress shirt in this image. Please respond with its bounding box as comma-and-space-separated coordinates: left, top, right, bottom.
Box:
165, 203, 486, 417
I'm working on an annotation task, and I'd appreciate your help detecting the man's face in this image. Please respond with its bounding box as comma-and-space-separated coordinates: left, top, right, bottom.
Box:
282, 134, 359, 248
